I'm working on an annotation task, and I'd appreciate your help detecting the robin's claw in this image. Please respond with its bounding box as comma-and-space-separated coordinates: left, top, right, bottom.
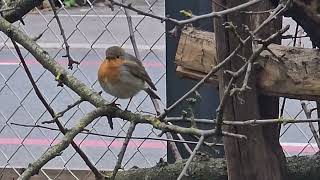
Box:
108, 98, 120, 107
108, 102, 121, 107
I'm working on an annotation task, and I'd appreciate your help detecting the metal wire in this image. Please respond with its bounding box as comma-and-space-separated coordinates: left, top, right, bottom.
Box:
0, 1, 317, 179
0, 0, 166, 179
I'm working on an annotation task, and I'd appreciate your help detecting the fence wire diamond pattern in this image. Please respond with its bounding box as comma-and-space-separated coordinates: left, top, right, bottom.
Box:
0, 1, 319, 179
0, 0, 166, 179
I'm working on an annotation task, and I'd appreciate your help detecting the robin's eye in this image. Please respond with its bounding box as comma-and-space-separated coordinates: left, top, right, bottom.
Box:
116, 56, 120, 58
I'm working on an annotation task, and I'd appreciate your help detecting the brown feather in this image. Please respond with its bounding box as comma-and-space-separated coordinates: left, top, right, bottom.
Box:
98, 59, 122, 84
122, 59, 157, 91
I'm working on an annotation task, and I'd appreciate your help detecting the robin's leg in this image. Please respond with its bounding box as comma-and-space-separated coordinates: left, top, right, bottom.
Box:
108, 98, 120, 107
104, 98, 120, 130
98, 91, 120, 107
125, 97, 133, 111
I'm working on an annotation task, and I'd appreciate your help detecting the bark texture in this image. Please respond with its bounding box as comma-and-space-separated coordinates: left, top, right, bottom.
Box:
176, 29, 320, 100
2, 0, 44, 23
111, 155, 319, 180
213, 0, 284, 180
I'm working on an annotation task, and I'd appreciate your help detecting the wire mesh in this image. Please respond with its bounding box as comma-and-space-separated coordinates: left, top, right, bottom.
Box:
0, 1, 318, 179
0, 0, 166, 179
279, 17, 319, 157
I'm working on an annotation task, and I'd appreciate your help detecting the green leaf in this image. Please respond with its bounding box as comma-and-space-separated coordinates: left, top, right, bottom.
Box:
64, 0, 76, 8
180, 10, 193, 18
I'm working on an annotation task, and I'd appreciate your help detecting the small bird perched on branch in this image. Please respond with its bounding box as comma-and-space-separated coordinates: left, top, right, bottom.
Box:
98, 46, 160, 108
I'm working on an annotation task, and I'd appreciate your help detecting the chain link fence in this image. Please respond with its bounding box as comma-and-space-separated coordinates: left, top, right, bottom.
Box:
279, 17, 319, 157
0, 0, 166, 178
0, 0, 318, 179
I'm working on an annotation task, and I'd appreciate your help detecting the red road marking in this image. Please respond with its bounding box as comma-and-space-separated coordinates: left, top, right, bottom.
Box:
281, 143, 319, 154
0, 137, 317, 154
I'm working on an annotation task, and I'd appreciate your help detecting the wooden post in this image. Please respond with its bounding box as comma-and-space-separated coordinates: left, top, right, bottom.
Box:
252, 1, 288, 179
213, 0, 286, 179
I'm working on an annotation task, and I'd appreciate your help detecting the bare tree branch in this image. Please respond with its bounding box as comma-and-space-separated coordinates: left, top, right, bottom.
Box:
2, 0, 44, 23
167, 117, 320, 125
108, 0, 262, 26
223, 118, 320, 125
230, 25, 290, 95
18, 107, 108, 180
165, 132, 183, 161
11, 122, 220, 146
122, 2, 161, 115
177, 136, 205, 180
0, 1, 292, 178
48, 0, 79, 69
9, 39, 104, 180
42, 98, 83, 124
111, 122, 136, 180
158, 1, 288, 120
301, 102, 320, 151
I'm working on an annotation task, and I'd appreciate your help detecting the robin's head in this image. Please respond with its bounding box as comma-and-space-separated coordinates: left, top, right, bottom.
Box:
105, 46, 125, 59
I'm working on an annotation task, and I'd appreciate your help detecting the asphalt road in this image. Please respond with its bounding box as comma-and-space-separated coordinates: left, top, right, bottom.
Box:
0, 5, 167, 170
0, 4, 318, 172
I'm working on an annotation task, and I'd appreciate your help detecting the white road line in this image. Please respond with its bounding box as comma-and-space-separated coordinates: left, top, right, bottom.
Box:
0, 62, 19, 65
281, 142, 318, 147
43, 14, 145, 18
0, 42, 165, 50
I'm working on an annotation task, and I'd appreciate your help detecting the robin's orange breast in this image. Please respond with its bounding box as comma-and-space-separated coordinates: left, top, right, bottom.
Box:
98, 58, 123, 84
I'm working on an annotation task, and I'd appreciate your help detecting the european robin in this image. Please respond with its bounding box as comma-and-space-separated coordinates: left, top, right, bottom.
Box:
98, 46, 160, 106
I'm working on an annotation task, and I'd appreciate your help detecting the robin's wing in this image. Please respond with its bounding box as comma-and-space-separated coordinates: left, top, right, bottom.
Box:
125, 53, 144, 67
122, 57, 157, 91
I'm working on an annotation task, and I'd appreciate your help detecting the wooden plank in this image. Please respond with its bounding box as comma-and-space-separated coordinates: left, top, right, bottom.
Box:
258, 44, 320, 100
175, 28, 320, 100
175, 26, 217, 73
175, 66, 217, 85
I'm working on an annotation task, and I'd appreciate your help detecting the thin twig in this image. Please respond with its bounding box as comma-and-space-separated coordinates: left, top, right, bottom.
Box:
18, 107, 109, 180
122, 2, 160, 115
109, 0, 262, 26
11, 122, 223, 146
111, 122, 136, 180
177, 136, 204, 180
230, 25, 290, 95
216, 24, 290, 134
223, 118, 320, 125
317, 101, 320, 138
48, 0, 79, 69
166, 117, 215, 124
167, 117, 320, 125
0, 7, 14, 13
240, 9, 273, 14
42, 98, 83, 124
165, 132, 182, 161
293, 22, 299, 47
158, 2, 288, 120
215, 76, 238, 134
280, 98, 286, 117
123, 4, 140, 60
18, 106, 243, 180
281, 34, 307, 39
9, 39, 104, 180
167, 122, 193, 154
301, 102, 320, 150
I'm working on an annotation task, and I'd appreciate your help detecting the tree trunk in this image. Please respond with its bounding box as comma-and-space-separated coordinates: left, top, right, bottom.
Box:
252, 1, 288, 179
3, 155, 320, 179
213, 0, 285, 179
112, 155, 318, 180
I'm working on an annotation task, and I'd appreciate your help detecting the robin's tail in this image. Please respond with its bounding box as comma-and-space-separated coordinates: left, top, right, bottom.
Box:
144, 88, 161, 100
145, 87, 161, 115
